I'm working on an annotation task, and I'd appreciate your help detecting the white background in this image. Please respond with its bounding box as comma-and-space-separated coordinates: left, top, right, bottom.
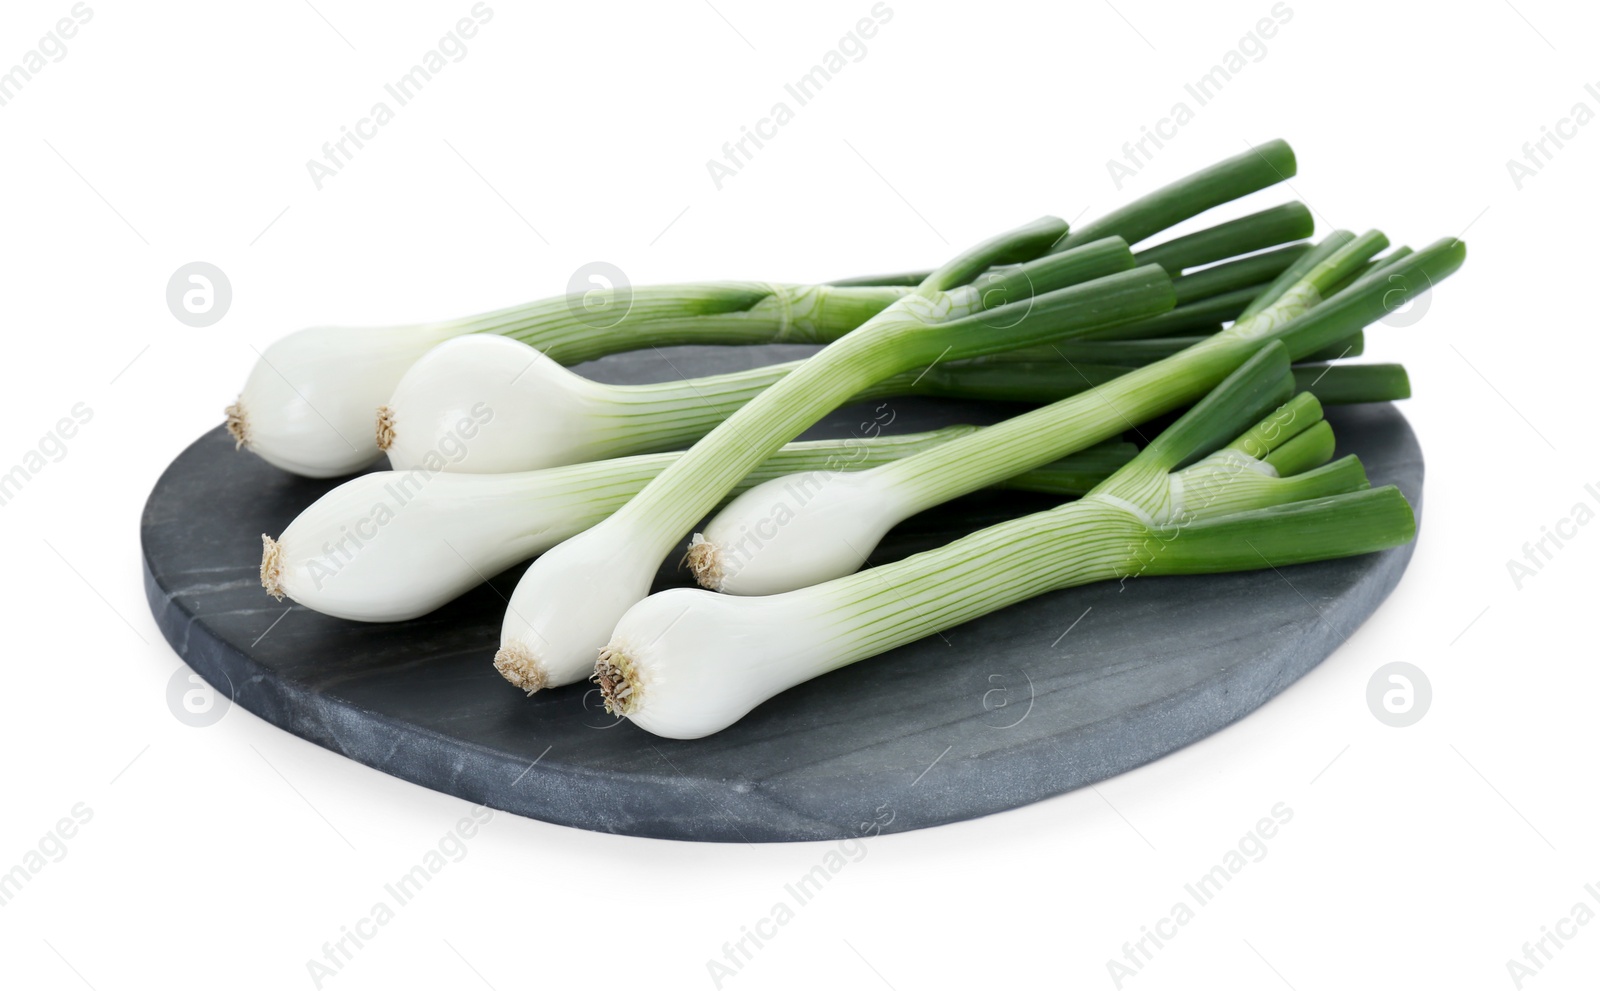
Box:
1, 0, 1596, 988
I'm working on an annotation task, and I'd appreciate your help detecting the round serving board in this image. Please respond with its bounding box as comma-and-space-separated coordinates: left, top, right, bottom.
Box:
141, 344, 1421, 842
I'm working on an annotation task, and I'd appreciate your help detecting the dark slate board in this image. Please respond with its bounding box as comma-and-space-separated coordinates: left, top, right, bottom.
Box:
141, 344, 1422, 843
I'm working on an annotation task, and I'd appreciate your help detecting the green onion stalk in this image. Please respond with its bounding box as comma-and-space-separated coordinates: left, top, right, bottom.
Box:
595, 344, 1416, 738
261, 427, 1136, 623
377, 264, 1385, 477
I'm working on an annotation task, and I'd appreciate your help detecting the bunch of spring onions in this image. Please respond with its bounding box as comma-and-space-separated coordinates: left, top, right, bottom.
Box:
243, 138, 1465, 739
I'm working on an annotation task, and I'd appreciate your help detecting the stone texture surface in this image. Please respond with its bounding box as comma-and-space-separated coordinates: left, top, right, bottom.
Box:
141, 344, 1422, 842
